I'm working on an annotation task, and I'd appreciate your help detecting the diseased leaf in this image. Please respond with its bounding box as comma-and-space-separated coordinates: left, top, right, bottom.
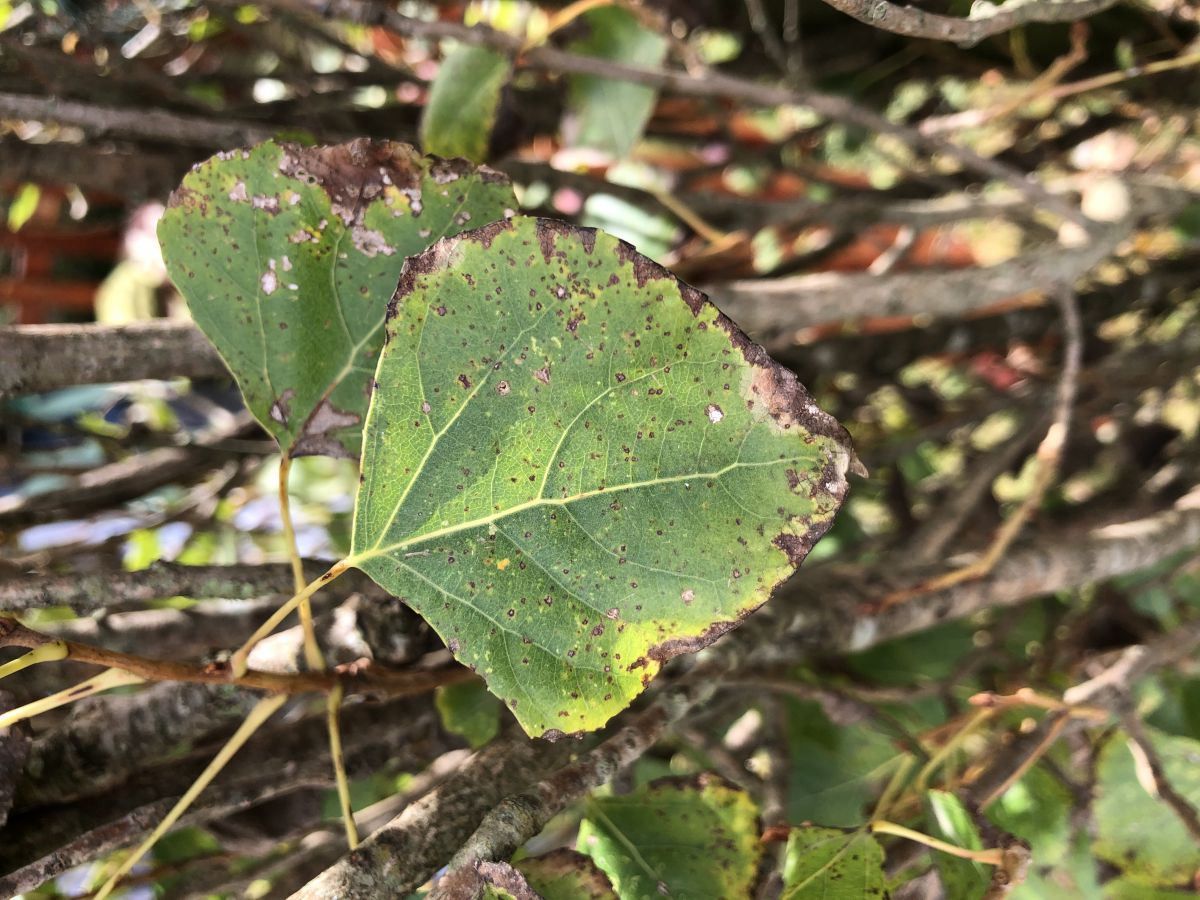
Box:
1094, 729, 1200, 886
159, 139, 516, 458
347, 216, 854, 736
436, 679, 501, 749
925, 789, 989, 900
781, 826, 889, 899
421, 45, 511, 162
516, 849, 617, 900
577, 776, 761, 899
564, 8, 668, 158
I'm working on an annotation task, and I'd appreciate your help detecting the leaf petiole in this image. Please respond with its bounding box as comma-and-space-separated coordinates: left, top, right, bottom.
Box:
870, 819, 1005, 866
93, 692, 288, 900
0, 667, 144, 730
0, 638, 68, 680
228, 560, 350, 677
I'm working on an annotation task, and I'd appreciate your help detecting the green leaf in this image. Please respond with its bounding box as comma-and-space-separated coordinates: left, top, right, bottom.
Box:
781, 826, 889, 899
159, 139, 516, 459
6, 182, 39, 232
564, 8, 668, 158
1105, 878, 1200, 898
516, 849, 617, 900
578, 776, 761, 899
435, 679, 502, 749
987, 765, 1073, 869
347, 216, 854, 736
925, 790, 989, 900
421, 45, 511, 163
784, 699, 899, 827
1094, 729, 1200, 886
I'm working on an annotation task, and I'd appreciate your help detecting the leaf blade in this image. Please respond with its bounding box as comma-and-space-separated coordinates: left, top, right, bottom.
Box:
159, 139, 516, 459
350, 216, 854, 736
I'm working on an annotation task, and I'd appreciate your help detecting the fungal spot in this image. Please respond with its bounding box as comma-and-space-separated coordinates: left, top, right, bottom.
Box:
458, 374, 472, 389
605, 608, 620, 620
260, 268, 278, 295
496, 381, 511, 395
352, 226, 395, 257
534, 367, 551, 385
706, 403, 724, 423
421, 400, 431, 414
228, 181, 248, 201
252, 194, 280, 213
681, 589, 695, 605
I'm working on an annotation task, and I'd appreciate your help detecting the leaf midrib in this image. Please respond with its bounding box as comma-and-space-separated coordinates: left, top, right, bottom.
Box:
348, 455, 804, 566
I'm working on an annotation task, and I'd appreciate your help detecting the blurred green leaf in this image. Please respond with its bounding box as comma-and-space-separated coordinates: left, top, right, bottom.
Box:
926, 789, 989, 900
564, 8, 668, 158
784, 699, 900, 826
435, 680, 501, 749
7, 182, 39, 232
420, 45, 511, 162
1094, 729, 1200, 886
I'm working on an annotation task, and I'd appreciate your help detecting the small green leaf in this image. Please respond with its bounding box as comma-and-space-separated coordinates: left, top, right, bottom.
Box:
436, 680, 501, 749
925, 790, 989, 900
1094, 729, 1200, 886
516, 849, 617, 900
159, 140, 516, 459
781, 826, 889, 899
784, 699, 899, 826
987, 765, 1072, 869
348, 217, 854, 736
7, 182, 39, 232
564, 8, 668, 158
578, 776, 761, 899
421, 45, 511, 162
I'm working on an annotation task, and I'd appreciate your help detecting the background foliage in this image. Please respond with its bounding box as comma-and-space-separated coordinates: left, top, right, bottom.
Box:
2, 0, 1200, 897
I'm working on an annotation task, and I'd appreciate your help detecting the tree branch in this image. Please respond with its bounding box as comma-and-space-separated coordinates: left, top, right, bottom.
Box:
288, 736, 577, 899
0, 91, 280, 149
813, 0, 1118, 45
0, 321, 226, 399
304, 0, 1089, 227
0, 559, 384, 614
0, 617, 470, 698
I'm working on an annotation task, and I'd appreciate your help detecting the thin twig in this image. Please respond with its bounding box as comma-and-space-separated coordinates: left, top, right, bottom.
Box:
0, 617, 471, 698
813, 0, 1117, 45
878, 285, 1083, 607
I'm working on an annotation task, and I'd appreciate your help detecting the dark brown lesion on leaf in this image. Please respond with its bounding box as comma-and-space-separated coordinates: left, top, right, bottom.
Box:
643, 614, 750, 665
292, 398, 361, 458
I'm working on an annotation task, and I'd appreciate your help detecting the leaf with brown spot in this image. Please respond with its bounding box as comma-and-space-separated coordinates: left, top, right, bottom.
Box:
781, 825, 890, 899
346, 217, 855, 736
159, 139, 516, 458
577, 776, 761, 899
